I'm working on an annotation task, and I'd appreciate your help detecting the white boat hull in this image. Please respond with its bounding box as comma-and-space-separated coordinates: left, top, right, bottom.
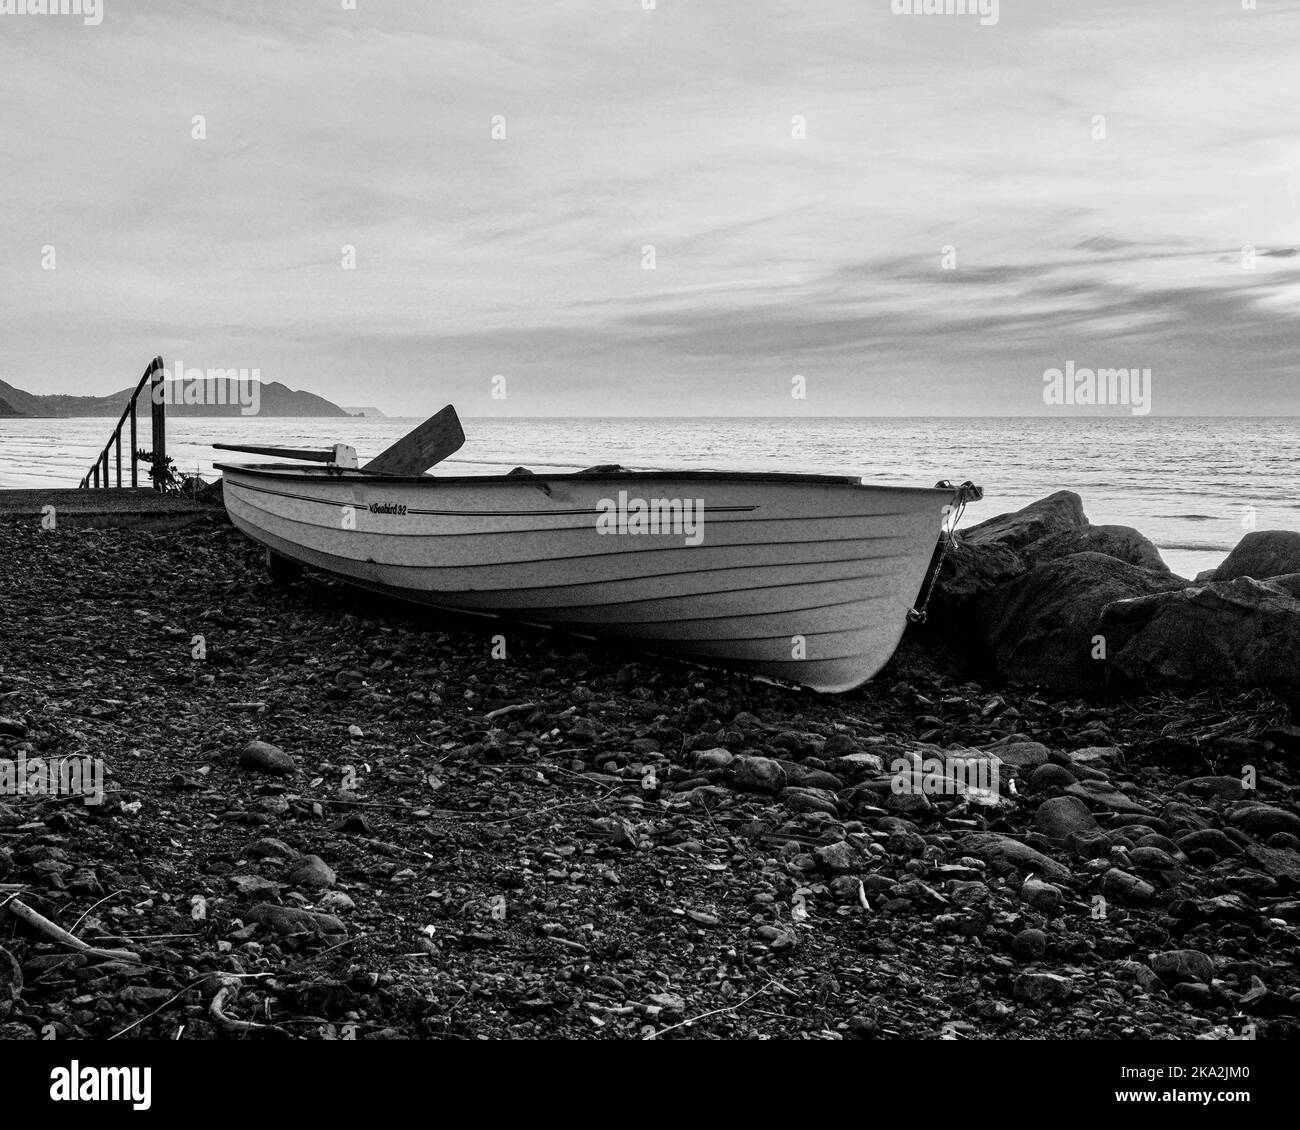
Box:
217, 465, 964, 693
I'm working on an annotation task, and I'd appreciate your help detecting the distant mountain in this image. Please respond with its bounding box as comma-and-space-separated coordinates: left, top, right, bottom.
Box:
0, 378, 349, 418
343, 406, 386, 417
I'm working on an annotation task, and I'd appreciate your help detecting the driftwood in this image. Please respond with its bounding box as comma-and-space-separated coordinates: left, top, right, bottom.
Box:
1, 898, 141, 963
209, 974, 277, 1034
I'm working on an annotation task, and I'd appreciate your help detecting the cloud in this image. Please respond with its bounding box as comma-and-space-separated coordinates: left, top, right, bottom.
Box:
0, 0, 1297, 415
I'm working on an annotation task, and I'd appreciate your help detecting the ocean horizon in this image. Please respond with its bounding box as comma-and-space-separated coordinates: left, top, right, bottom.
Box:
2, 414, 1294, 579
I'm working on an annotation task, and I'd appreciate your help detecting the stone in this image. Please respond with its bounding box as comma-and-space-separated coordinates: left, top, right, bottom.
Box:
1011, 928, 1048, 961
287, 854, 336, 889
244, 904, 346, 938
782, 786, 841, 816
1013, 972, 1072, 1005
834, 752, 884, 775
989, 741, 1051, 769
1103, 575, 1300, 707
1172, 776, 1248, 800
1020, 877, 1063, 913
1064, 779, 1153, 816
1068, 746, 1124, 766
815, 841, 860, 875
228, 874, 280, 898
241, 837, 299, 862
1101, 868, 1155, 902
1128, 846, 1178, 872
799, 770, 845, 791
1229, 805, 1300, 841
976, 553, 1184, 695
692, 748, 733, 770
925, 492, 1089, 619
1133, 834, 1182, 857
959, 832, 1071, 883
729, 756, 786, 794
1033, 796, 1097, 842
1213, 530, 1300, 581
964, 490, 1089, 553
1026, 524, 1173, 574
1150, 949, 1214, 984
949, 881, 990, 907
238, 740, 296, 776
1174, 828, 1237, 857
1029, 763, 1076, 792
1243, 844, 1300, 883
1113, 960, 1161, 993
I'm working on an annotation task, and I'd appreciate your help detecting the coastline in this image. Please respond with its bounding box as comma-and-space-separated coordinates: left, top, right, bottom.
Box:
0, 518, 1296, 1039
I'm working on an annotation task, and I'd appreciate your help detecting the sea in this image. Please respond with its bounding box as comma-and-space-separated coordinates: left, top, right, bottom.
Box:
1, 415, 1295, 579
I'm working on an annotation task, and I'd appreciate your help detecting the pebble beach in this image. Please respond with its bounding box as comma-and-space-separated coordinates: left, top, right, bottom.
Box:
1, 512, 1298, 1041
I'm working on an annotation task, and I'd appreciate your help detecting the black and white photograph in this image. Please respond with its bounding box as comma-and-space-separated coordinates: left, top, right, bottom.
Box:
0, 0, 1294, 1107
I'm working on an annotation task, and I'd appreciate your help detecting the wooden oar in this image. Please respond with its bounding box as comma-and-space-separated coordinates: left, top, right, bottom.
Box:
362, 405, 465, 475
213, 443, 336, 462
213, 442, 359, 468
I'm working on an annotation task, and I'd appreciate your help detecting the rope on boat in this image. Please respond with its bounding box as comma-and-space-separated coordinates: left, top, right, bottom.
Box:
907, 480, 983, 625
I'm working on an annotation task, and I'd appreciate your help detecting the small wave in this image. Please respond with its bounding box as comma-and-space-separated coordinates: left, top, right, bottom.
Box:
1154, 514, 1218, 521
1158, 541, 1235, 552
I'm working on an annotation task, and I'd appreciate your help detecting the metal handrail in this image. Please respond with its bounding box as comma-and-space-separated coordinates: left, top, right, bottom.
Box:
78, 356, 167, 491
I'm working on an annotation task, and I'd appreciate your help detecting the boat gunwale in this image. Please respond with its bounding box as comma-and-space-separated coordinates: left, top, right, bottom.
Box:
214, 462, 959, 494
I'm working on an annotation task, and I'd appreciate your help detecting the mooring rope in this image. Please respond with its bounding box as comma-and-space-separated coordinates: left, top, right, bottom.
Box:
907, 480, 982, 625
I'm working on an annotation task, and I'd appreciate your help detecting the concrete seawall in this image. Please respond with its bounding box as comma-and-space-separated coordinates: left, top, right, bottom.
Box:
0, 488, 222, 531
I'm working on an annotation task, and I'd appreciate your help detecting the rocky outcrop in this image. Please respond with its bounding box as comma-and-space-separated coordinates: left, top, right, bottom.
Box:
1213, 530, 1300, 582
1102, 573, 1300, 707
973, 553, 1184, 694
915, 493, 1300, 704
1026, 525, 1172, 574
926, 492, 1175, 627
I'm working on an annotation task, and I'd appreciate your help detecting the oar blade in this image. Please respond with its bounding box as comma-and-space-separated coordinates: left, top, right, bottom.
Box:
363, 405, 465, 475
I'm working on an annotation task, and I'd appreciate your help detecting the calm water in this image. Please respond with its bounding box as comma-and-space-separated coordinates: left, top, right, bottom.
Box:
2, 415, 1295, 577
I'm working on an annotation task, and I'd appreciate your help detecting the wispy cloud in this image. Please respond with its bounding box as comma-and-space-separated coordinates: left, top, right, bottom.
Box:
1, 0, 1297, 415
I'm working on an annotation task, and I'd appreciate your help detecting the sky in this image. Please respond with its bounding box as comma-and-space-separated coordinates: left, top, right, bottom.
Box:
1, 0, 1298, 417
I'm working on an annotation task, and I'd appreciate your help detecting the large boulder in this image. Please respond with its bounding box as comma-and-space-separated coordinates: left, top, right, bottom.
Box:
1213, 531, 1300, 582
1102, 574, 1300, 707
923, 492, 1087, 621
974, 552, 1184, 694
925, 493, 1174, 623
963, 490, 1088, 552
1024, 525, 1172, 574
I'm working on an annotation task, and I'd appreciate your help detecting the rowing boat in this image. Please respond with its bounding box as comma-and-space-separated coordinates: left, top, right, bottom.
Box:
214, 411, 980, 693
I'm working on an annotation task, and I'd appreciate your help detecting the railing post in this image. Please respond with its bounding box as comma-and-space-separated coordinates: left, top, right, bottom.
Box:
150, 359, 166, 492
115, 430, 122, 488
130, 400, 138, 488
